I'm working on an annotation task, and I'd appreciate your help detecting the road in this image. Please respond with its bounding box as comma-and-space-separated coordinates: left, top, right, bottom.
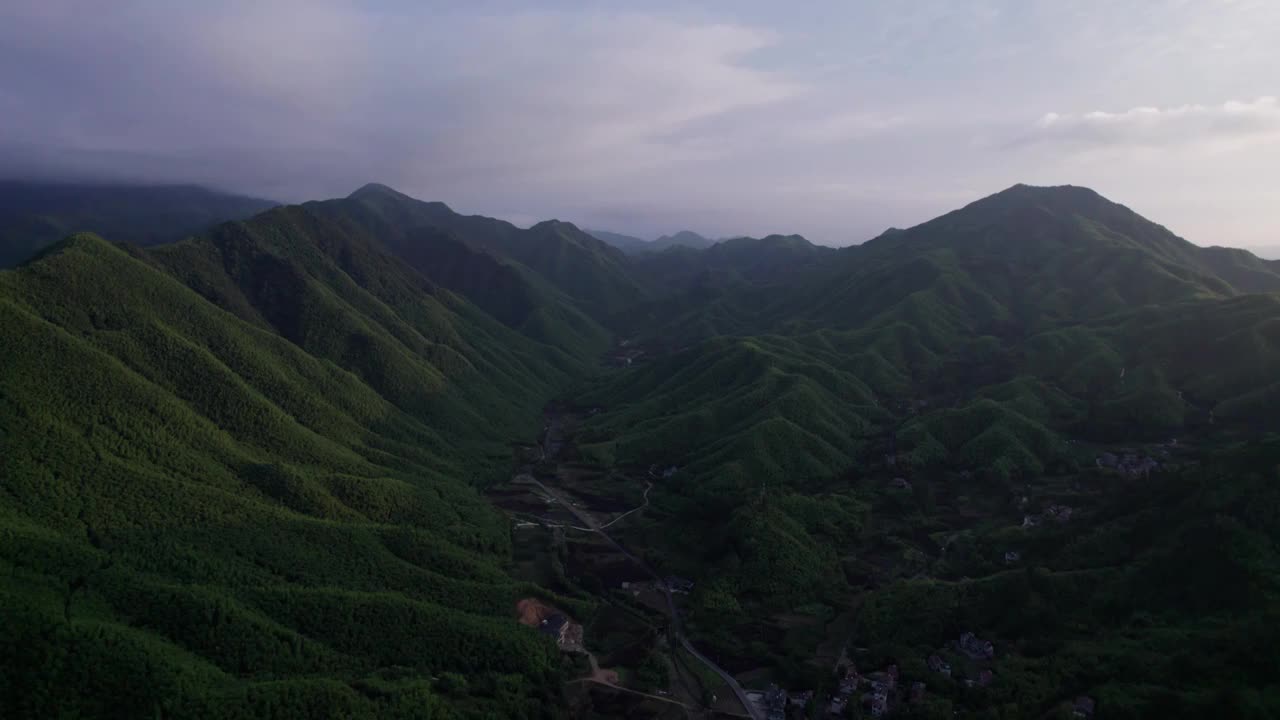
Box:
598, 481, 652, 529
518, 470, 764, 720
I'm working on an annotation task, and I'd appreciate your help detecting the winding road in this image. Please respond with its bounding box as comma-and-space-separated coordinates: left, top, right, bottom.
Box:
518, 469, 763, 720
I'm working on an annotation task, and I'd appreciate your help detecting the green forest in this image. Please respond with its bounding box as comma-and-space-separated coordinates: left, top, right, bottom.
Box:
3, 181, 1280, 718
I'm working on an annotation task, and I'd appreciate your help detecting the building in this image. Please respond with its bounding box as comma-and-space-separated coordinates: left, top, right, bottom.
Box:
959, 632, 994, 660
764, 685, 788, 720
1046, 504, 1073, 523
788, 690, 813, 708
539, 613, 568, 640
909, 681, 926, 704
665, 576, 694, 594
864, 690, 889, 717
927, 654, 952, 677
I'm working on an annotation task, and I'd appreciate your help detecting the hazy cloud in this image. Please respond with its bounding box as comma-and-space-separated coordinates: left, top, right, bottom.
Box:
1, 1, 1277, 245
1027, 96, 1280, 149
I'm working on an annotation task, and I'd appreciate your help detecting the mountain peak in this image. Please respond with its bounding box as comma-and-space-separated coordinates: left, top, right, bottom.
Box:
982, 183, 1112, 211
530, 219, 578, 232
653, 230, 714, 251
348, 182, 410, 200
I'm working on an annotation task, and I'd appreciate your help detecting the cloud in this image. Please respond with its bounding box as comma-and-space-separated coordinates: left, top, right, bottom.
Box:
1021, 96, 1280, 149
1, 2, 1277, 247
0, 2, 801, 200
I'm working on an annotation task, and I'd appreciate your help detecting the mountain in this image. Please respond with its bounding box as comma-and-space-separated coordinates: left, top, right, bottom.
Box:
6, 180, 1280, 719
570, 185, 1280, 715
585, 229, 651, 255
334, 184, 647, 321
0, 181, 277, 267
0, 195, 595, 718
652, 229, 715, 251
589, 228, 722, 255
1251, 245, 1280, 261
298, 185, 610, 356
634, 233, 834, 293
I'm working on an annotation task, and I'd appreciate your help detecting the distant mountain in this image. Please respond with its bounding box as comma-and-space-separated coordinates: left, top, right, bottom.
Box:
652, 229, 715, 251
0, 180, 276, 267
334, 184, 646, 321
584, 183, 1280, 637
631, 232, 834, 294
585, 228, 650, 254
588, 228, 719, 254
1249, 245, 1280, 261
299, 184, 610, 355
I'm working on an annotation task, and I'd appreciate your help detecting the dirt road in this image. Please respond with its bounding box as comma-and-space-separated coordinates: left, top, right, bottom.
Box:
517, 472, 763, 720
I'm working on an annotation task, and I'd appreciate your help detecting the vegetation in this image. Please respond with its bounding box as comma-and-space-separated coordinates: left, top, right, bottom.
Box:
5, 180, 1280, 718
0, 197, 587, 717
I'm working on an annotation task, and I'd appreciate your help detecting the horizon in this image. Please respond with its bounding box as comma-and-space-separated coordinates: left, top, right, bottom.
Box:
3, 1, 1279, 247
8, 175, 1278, 257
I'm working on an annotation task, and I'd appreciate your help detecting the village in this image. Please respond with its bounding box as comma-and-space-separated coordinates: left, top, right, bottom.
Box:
493, 400, 1156, 719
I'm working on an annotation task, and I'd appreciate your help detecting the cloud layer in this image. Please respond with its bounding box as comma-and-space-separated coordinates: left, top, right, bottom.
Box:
1029, 97, 1280, 149
1, 1, 1278, 246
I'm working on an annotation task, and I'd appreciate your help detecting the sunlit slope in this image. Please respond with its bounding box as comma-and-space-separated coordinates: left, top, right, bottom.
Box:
0, 228, 580, 718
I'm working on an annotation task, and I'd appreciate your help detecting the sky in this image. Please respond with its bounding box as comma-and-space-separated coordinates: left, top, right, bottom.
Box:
2, 0, 1278, 247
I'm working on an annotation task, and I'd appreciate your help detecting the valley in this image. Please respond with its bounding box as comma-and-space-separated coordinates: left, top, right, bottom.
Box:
3, 182, 1280, 719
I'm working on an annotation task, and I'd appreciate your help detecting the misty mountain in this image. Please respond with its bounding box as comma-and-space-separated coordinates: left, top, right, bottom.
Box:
0, 181, 277, 267
652, 229, 715, 251
585, 228, 651, 254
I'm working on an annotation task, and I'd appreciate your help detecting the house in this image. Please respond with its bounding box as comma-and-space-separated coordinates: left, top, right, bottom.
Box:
539, 613, 568, 639
1004, 550, 1021, 564
959, 632, 994, 660
665, 576, 694, 594
788, 690, 813, 708
909, 681, 926, 704
1046, 504, 1073, 523
978, 669, 994, 687
864, 690, 889, 717
764, 685, 788, 720
661, 465, 679, 478
1073, 696, 1096, 717
890, 477, 912, 490
927, 654, 952, 677
1022, 514, 1042, 528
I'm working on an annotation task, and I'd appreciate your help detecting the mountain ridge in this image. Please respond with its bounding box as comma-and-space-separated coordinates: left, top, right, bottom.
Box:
5, 178, 1280, 719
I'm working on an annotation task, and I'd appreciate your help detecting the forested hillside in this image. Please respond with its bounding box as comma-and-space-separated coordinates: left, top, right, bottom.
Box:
0, 198, 595, 718
564, 184, 1280, 717
3, 182, 1280, 719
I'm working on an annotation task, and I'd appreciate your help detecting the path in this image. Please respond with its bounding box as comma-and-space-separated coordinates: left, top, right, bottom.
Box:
518, 466, 763, 720
597, 481, 652, 530
567, 676, 693, 714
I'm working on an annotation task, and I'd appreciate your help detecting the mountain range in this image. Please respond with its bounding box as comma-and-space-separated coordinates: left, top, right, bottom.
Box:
3, 180, 1279, 719
587, 228, 719, 254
